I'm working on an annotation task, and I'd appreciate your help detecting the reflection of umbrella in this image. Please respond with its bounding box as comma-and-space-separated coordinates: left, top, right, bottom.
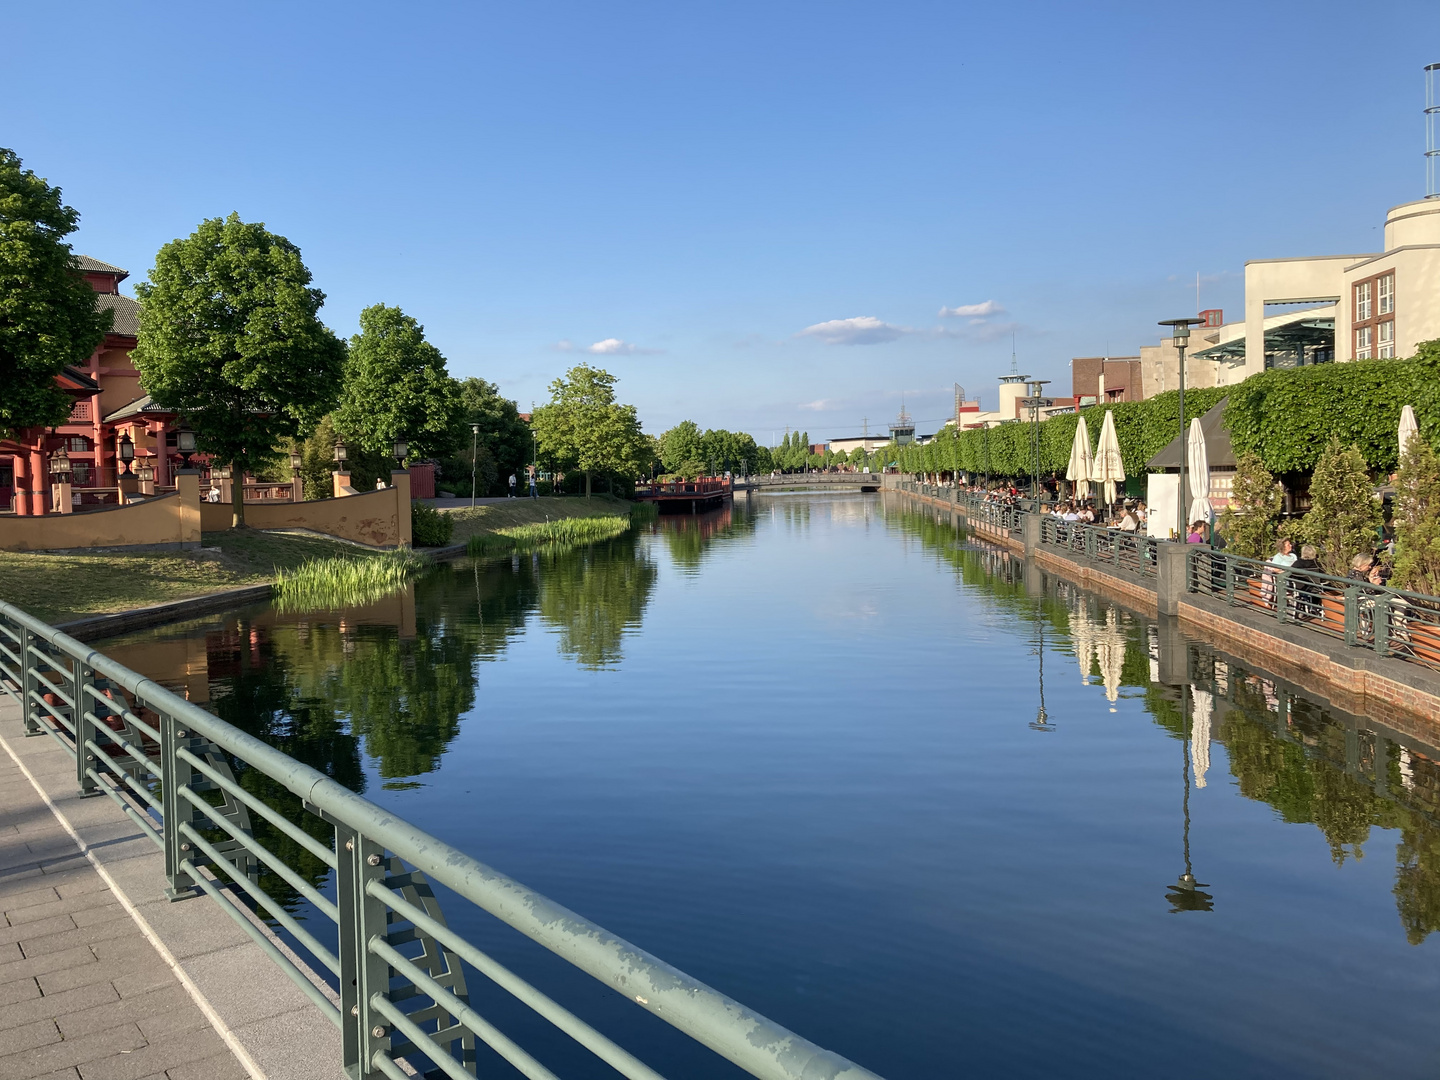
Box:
1400, 405, 1420, 459
1190, 686, 1212, 788
1091, 410, 1125, 507
1066, 417, 1093, 500
1186, 417, 1213, 528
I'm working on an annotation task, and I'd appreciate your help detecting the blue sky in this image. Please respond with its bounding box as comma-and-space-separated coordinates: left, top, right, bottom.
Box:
6, 2, 1438, 443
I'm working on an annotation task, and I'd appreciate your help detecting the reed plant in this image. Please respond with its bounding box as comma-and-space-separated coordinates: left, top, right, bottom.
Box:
466, 513, 633, 557
273, 548, 428, 612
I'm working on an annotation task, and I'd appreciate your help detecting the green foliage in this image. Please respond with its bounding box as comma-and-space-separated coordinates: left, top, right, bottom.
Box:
465, 513, 631, 556
769, 430, 814, 472
0, 148, 112, 436
658, 420, 764, 476
536, 534, 657, 669
531, 364, 652, 496
272, 548, 427, 612
335, 303, 463, 462
1219, 450, 1283, 559
1224, 347, 1440, 475
1283, 436, 1382, 575
132, 213, 346, 526
409, 500, 455, 547
1392, 436, 1440, 595
435, 377, 529, 496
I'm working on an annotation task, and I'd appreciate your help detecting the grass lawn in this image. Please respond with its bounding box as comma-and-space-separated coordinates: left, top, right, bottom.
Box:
436, 495, 636, 543
0, 530, 383, 625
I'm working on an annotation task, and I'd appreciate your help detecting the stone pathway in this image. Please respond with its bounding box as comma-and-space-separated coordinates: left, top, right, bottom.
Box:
0, 737, 249, 1080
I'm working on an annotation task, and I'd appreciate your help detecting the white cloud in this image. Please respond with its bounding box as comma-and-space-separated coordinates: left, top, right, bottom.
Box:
585, 338, 661, 355
799, 398, 836, 411
797, 316, 907, 346
938, 300, 1005, 319
553, 339, 576, 351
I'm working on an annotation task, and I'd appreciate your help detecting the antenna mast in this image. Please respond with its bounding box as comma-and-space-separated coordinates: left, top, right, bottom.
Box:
1428, 63, 1440, 199
1010, 332, 1018, 377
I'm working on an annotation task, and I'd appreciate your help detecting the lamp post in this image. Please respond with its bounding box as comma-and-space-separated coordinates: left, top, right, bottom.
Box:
393, 437, 408, 466
1158, 317, 1205, 539
289, 447, 304, 502
117, 432, 135, 476
176, 425, 196, 468
470, 423, 480, 507
1020, 379, 1052, 506
333, 438, 347, 466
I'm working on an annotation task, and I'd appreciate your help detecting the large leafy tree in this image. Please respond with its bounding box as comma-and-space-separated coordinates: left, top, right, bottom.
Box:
0, 148, 112, 437
439, 376, 530, 496
1285, 436, 1382, 575
658, 420, 702, 474
133, 213, 346, 526
335, 303, 463, 463
531, 364, 651, 496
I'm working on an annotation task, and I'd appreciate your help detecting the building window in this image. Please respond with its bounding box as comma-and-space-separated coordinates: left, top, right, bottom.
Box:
1356, 325, 1373, 360
66, 436, 89, 453
1378, 273, 1394, 316
1378, 320, 1395, 358
71, 463, 91, 486
1355, 281, 1372, 322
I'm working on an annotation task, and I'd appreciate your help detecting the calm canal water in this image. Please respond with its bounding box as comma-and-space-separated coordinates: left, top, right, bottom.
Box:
100, 493, 1440, 1079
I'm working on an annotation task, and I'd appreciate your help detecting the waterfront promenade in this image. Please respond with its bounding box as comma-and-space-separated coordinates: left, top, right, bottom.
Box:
0, 697, 338, 1080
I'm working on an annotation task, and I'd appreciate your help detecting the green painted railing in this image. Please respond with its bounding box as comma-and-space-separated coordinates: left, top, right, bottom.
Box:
1039, 516, 1159, 578
0, 599, 885, 1080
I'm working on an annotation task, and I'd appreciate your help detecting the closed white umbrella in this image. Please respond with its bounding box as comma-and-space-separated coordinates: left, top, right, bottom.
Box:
1091, 410, 1125, 508
1066, 416, 1093, 500
1186, 417, 1213, 528
1190, 686, 1213, 789
1399, 405, 1420, 459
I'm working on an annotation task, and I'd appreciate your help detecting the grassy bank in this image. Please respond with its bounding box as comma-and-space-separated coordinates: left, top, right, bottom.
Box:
0, 530, 396, 624
436, 495, 640, 544
273, 548, 428, 612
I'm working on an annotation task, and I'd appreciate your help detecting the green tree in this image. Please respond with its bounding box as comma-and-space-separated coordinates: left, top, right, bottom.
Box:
443, 376, 530, 496
1392, 435, 1440, 595
531, 364, 651, 496
1286, 436, 1382, 575
1219, 450, 1284, 560
658, 420, 703, 474
335, 303, 462, 463
133, 213, 346, 527
0, 148, 112, 436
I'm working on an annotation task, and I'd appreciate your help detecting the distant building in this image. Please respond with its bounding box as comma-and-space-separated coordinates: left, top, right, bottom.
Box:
889, 408, 916, 445
827, 434, 891, 456
1071, 355, 1143, 408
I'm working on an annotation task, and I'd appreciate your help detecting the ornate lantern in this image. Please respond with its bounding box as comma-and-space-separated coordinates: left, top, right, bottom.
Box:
333, 438, 347, 465
393, 437, 408, 464
117, 432, 135, 475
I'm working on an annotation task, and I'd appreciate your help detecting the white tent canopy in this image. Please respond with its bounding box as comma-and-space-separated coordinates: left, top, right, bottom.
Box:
1066, 416, 1093, 500
1186, 417, 1213, 528
1091, 410, 1125, 507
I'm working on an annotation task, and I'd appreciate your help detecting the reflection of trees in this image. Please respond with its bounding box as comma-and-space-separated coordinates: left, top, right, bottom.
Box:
538, 534, 657, 669
885, 497, 1440, 944
660, 503, 757, 571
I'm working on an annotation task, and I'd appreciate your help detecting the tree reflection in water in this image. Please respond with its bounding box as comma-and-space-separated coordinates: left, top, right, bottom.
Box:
888, 496, 1440, 945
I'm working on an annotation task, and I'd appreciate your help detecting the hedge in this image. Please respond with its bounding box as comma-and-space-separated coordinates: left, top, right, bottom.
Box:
892, 339, 1440, 480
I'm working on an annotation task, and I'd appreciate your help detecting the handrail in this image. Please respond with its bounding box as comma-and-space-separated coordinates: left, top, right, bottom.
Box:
0, 599, 884, 1080
1037, 515, 1158, 578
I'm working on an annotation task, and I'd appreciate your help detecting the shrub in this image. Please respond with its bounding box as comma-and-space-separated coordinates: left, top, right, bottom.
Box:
410, 501, 455, 546
1219, 450, 1282, 560
1393, 437, 1440, 595
1284, 436, 1382, 575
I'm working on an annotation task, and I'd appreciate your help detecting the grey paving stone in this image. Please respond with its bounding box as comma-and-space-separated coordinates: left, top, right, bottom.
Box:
0, 939, 22, 964
162, 1049, 253, 1080
0, 1020, 146, 1076
0, 881, 61, 911
0, 942, 95, 984
0, 974, 41, 1007
0, 1016, 60, 1056
0, 912, 74, 946
17, 918, 144, 959
182, 943, 316, 1028
75, 1026, 229, 1080
108, 965, 176, 1001
0, 980, 117, 1034
237, 1006, 344, 1080
53, 985, 192, 1041
68, 903, 127, 930
9, 888, 119, 926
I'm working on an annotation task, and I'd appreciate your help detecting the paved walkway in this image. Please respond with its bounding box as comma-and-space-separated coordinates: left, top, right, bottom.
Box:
0, 697, 341, 1080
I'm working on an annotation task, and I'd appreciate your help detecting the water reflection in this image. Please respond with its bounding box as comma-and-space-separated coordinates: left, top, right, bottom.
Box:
886, 495, 1440, 944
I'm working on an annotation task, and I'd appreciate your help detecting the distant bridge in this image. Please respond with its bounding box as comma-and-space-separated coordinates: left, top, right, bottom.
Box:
738, 472, 884, 492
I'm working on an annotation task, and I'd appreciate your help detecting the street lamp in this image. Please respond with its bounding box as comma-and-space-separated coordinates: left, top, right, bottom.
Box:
49, 447, 72, 481
333, 438, 347, 466
176, 425, 196, 468
137, 461, 155, 484
470, 423, 480, 507
289, 448, 303, 471
117, 432, 135, 475
1158, 317, 1206, 539
1020, 379, 1052, 505
392, 437, 408, 465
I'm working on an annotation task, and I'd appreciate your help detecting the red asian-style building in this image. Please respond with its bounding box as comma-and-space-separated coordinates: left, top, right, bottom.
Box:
1, 257, 188, 515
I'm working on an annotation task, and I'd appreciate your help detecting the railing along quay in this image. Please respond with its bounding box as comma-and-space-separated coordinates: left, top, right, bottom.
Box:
1185, 548, 1440, 672
0, 599, 884, 1080
1040, 517, 1158, 578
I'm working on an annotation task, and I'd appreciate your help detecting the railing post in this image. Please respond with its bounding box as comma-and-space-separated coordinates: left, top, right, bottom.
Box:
19, 626, 40, 736
159, 711, 200, 900
336, 824, 391, 1080
1374, 596, 1391, 657
75, 664, 98, 796
1344, 587, 1359, 646
1224, 556, 1234, 605
1275, 570, 1289, 621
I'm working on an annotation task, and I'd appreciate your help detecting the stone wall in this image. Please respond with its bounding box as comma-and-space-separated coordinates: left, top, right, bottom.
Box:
0, 472, 202, 552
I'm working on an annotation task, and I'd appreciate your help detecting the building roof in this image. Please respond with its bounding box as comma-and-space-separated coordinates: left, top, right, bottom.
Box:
97, 293, 141, 337
58, 367, 100, 394
75, 255, 128, 276
1146, 398, 1234, 470
103, 394, 172, 423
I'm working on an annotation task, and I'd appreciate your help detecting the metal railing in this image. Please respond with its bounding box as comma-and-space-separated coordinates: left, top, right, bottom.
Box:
1184, 549, 1440, 672
0, 600, 884, 1080
1039, 517, 1158, 578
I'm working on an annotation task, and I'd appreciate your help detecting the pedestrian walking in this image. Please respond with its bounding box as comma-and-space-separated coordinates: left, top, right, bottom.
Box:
528, 468, 538, 499
508, 473, 517, 498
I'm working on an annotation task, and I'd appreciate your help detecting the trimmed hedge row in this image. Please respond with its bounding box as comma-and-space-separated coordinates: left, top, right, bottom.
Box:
892, 339, 1440, 480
